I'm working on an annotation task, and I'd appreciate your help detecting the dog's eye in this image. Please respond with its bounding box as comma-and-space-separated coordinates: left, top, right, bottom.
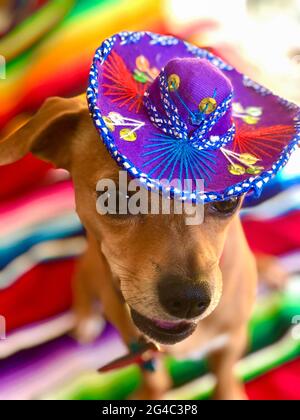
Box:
209, 197, 240, 216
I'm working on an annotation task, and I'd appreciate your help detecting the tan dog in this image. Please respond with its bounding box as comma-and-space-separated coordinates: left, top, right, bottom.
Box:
0, 96, 257, 400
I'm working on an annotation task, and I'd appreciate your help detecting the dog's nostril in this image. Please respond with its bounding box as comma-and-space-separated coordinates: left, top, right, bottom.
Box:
158, 275, 211, 319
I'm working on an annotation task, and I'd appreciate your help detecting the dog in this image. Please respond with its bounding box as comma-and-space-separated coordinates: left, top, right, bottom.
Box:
0, 94, 258, 399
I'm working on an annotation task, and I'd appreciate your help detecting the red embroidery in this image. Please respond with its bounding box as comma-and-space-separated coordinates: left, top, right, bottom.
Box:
234, 124, 295, 158
102, 51, 149, 113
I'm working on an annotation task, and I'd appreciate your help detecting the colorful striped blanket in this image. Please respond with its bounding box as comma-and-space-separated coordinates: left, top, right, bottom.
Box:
1, 0, 300, 400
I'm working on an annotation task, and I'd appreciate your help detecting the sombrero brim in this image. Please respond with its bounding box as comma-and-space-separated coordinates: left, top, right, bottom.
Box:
87, 31, 300, 203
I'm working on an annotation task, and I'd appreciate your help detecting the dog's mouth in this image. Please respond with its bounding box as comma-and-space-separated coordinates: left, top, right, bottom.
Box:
130, 309, 196, 345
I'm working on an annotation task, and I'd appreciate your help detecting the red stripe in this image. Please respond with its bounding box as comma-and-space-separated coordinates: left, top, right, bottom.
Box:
0, 260, 75, 332
246, 357, 300, 400
0, 154, 52, 201
242, 211, 300, 256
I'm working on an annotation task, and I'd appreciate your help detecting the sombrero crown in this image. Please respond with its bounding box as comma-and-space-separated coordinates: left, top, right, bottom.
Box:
87, 31, 300, 203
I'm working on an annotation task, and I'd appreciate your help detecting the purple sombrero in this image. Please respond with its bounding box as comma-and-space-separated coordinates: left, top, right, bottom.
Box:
87, 31, 300, 203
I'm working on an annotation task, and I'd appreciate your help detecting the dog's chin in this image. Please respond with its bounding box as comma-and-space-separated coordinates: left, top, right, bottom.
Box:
130, 309, 197, 345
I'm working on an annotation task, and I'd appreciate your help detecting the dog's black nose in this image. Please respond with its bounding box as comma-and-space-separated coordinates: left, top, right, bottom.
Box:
158, 275, 211, 319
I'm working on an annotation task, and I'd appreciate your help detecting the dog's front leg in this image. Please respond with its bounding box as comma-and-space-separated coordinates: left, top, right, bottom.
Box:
130, 359, 172, 400
208, 326, 248, 400
74, 237, 172, 399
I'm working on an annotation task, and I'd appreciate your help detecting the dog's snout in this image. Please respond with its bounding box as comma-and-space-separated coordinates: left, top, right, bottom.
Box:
158, 275, 211, 319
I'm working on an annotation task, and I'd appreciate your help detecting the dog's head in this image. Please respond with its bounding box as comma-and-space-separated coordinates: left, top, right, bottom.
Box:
0, 97, 243, 344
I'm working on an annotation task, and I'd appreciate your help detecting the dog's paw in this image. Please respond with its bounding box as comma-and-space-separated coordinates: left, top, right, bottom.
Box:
129, 381, 169, 400
213, 381, 248, 400
129, 386, 164, 400
129, 366, 172, 400
72, 315, 106, 344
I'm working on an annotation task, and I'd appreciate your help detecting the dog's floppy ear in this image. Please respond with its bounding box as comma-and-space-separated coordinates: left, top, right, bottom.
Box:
0, 95, 89, 169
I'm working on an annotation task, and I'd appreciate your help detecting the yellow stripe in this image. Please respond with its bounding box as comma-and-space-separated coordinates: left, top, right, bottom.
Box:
0, 0, 161, 112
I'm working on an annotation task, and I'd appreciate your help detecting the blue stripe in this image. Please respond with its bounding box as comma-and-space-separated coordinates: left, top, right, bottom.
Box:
0, 213, 84, 269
